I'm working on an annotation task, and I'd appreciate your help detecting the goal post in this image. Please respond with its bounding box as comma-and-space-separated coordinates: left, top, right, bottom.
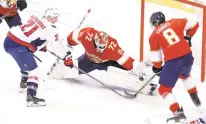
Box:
140, 0, 145, 62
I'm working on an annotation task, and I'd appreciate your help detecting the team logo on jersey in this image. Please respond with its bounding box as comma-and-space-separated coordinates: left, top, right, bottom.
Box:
86, 52, 107, 63
24, 64, 27, 67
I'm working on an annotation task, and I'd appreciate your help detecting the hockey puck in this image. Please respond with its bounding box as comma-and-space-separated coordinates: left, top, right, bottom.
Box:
139, 76, 144, 81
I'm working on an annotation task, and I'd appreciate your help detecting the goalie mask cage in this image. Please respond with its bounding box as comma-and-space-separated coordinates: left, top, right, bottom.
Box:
139, 0, 206, 82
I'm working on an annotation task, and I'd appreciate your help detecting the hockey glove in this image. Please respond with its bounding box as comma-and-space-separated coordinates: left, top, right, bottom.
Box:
17, 0, 27, 11
64, 51, 73, 68
39, 46, 47, 52
0, 14, 2, 24
152, 66, 163, 76
184, 36, 192, 47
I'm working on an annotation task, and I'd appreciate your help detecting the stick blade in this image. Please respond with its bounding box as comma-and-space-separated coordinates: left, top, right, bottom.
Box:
123, 90, 137, 99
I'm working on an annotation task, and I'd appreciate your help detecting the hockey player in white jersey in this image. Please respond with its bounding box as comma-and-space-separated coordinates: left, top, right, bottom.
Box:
3, 8, 70, 107
187, 117, 206, 124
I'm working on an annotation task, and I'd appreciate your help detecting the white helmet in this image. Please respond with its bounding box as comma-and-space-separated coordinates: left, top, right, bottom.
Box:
43, 8, 60, 27
94, 31, 109, 53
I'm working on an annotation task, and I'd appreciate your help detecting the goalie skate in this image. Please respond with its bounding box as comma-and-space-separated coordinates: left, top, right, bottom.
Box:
27, 95, 46, 107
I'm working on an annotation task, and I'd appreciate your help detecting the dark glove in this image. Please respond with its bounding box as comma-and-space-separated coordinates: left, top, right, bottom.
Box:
64, 51, 73, 68
184, 36, 192, 47
152, 66, 163, 76
39, 46, 47, 52
17, 0, 27, 11
0, 14, 2, 24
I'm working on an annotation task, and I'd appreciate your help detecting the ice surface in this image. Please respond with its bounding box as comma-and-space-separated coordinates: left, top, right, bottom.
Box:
0, 0, 205, 124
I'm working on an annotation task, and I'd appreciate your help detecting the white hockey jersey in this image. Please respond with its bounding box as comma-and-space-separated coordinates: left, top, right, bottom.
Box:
7, 14, 68, 58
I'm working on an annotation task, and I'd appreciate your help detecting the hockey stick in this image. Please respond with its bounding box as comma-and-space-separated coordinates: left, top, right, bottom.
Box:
47, 49, 135, 99
123, 74, 156, 98
47, 9, 91, 76
33, 54, 42, 62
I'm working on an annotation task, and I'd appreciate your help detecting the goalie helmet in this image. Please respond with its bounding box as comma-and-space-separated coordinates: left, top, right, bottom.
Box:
150, 11, 165, 27
43, 8, 60, 27
94, 31, 109, 53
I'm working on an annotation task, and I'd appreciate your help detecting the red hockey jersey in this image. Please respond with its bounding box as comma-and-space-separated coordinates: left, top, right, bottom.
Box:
67, 27, 134, 70
149, 18, 199, 68
0, 0, 17, 17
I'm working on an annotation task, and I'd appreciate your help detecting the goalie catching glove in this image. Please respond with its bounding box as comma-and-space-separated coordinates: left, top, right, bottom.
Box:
64, 51, 73, 68
130, 59, 154, 81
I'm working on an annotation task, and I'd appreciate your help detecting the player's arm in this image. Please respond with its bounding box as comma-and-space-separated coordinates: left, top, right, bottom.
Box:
42, 28, 72, 59
0, 0, 25, 17
184, 17, 199, 37
149, 35, 163, 75
109, 39, 134, 70
67, 27, 86, 46
181, 17, 199, 47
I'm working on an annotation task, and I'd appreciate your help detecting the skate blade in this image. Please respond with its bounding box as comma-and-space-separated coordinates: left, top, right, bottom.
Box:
27, 101, 46, 107
166, 119, 186, 124
19, 88, 27, 93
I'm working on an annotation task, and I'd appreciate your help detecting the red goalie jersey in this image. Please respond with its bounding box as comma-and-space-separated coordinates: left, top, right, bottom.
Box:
67, 27, 134, 70
149, 18, 199, 68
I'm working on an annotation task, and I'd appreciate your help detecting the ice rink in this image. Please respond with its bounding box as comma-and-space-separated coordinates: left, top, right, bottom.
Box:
0, 0, 205, 124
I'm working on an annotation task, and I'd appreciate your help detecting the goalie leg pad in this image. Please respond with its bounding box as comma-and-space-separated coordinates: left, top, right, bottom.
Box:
49, 59, 79, 79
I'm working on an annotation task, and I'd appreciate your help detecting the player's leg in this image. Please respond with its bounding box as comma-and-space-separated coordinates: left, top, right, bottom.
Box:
4, 14, 27, 93
78, 53, 112, 73
180, 53, 201, 107
4, 37, 45, 107
4, 36, 28, 92
107, 61, 127, 70
188, 116, 206, 124
19, 70, 28, 93
4, 13, 22, 28
158, 59, 186, 122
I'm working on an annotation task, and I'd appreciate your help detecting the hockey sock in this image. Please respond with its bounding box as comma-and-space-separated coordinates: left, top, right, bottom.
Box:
159, 84, 180, 114
27, 76, 38, 96
21, 70, 28, 81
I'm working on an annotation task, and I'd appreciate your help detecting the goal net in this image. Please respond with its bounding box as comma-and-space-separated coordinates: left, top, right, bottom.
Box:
138, 0, 206, 82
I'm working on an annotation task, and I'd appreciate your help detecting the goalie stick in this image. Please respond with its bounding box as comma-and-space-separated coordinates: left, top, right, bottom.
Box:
47, 49, 135, 99
124, 74, 156, 98
47, 9, 91, 76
